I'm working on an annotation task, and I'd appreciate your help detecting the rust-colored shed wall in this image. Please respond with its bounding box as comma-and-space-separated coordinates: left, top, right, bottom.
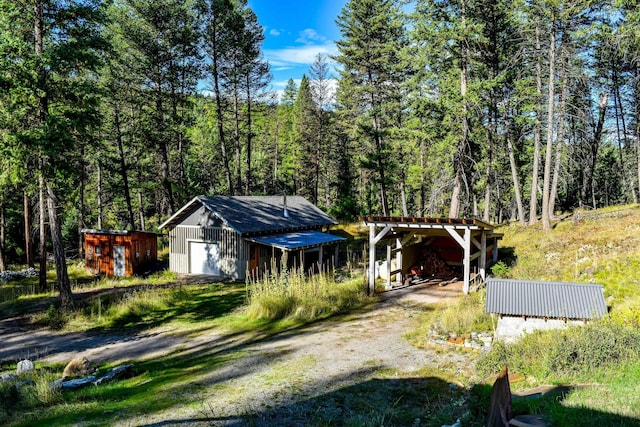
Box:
84, 231, 158, 277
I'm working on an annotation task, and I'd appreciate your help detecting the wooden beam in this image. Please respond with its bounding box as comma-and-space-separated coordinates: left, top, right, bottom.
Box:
372, 224, 392, 245
479, 231, 487, 281
444, 227, 465, 247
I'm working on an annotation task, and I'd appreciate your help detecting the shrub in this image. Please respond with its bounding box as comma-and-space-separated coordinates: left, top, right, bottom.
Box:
43, 303, 68, 329
490, 261, 510, 278
0, 368, 62, 425
0, 382, 20, 421
477, 320, 640, 380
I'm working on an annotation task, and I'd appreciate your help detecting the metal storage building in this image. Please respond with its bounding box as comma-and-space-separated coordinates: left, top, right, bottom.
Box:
159, 195, 344, 280
485, 278, 607, 342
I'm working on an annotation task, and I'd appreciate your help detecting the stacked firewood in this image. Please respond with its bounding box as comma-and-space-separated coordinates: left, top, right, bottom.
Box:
416, 249, 454, 277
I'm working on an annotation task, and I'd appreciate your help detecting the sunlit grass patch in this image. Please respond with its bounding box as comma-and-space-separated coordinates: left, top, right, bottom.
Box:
245, 265, 372, 322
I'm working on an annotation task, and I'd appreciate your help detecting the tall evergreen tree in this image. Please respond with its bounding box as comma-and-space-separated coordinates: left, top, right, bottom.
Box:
107, 0, 201, 218
335, 0, 409, 216
0, 0, 106, 308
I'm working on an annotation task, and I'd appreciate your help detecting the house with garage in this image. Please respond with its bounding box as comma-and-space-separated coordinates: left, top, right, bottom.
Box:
485, 278, 608, 342
159, 195, 345, 280
82, 229, 158, 277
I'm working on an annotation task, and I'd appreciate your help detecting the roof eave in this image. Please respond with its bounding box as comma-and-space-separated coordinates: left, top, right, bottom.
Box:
158, 196, 203, 230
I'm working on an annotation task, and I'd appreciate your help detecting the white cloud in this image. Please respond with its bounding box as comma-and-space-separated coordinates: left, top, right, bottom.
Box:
296, 28, 326, 44
269, 28, 281, 36
264, 43, 337, 68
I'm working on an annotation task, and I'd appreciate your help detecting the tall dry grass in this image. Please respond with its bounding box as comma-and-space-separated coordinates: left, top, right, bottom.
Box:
245, 260, 371, 322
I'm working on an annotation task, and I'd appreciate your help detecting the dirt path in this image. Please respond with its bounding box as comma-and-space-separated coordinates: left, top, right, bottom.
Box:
1, 281, 476, 426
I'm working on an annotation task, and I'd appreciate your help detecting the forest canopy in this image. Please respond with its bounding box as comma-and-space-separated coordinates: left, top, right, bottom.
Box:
0, 0, 639, 274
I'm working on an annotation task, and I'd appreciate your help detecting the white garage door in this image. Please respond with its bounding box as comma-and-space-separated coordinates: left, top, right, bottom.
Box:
189, 242, 220, 275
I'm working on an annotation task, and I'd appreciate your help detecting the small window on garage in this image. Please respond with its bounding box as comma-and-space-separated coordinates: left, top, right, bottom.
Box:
95, 245, 101, 255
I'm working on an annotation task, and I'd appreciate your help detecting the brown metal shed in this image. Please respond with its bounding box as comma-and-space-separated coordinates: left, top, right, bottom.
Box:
82, 229, 158, 277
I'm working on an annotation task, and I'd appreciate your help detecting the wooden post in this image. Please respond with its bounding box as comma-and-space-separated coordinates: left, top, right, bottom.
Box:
396, 236, 402, 286
480, 231, 487, 281
369, 224, 376, 294
386, 243, 391, 289
463, 228, 471, 294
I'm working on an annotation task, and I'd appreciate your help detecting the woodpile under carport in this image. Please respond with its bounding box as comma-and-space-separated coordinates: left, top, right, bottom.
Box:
409, 248, 454, 278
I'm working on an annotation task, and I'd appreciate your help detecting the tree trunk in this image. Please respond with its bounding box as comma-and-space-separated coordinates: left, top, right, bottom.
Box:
366, 69, 389, 216
35, 0, 47, 292
372, 112, 389, 216
245, 75, 252, 195
400, 170, 409, 217
0, 200, 6, 272
507, 134, 526, 224
314, 114, 323, 205
549, 48, 568, 219
233, 81, 242, 195
114, 103, 136, 228
156, 83, 174, 217
541, 26, 556, 232
211, 44, 233, 194
38, 166, 47, 292
612, 64, 635, 202
450, 0, 468, 219
419, 137, 426, 216
78, 150, 85, 260
529, 24, 543, 225
583, 92, 609, 209
483, 111, 494, 222
24, 190, 34, 267
138, 187, 145, 231
46, 181, 74, 309
97, 162, 103, 229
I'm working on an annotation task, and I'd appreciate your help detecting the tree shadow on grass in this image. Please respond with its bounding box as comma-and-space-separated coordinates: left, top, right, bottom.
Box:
497, 246, 517, 268
136, 374, 464, 427
467, 383, 640, 427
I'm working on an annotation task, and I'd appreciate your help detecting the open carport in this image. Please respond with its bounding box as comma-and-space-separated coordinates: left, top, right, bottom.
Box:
361, 216, 502, 294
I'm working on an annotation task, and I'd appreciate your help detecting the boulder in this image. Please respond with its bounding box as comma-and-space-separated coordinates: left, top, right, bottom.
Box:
62, 357, 93, 379
16, 359, 34, 375
0, 373, 19, 384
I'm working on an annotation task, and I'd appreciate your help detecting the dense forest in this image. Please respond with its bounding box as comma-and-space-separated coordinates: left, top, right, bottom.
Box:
0, 0, 639, 299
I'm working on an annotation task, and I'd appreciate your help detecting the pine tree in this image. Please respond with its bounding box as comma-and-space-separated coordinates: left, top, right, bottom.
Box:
0, 0, 106, 308
334, 0, 408, 216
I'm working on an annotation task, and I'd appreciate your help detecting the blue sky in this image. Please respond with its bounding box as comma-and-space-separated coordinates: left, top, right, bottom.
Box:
248, 0, 347, 94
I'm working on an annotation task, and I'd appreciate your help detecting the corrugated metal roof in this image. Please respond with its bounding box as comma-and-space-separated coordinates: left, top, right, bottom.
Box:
246, 230, 345, 251
159, 195, 337, 234
485, 278, 607, 320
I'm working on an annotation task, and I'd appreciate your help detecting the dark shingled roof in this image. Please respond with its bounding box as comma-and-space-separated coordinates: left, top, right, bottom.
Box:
159, 195, 337, 235
485, 278, 607, 320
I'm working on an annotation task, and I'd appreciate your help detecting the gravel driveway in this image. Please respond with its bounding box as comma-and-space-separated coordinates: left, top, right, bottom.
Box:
1, 280, 476, 426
